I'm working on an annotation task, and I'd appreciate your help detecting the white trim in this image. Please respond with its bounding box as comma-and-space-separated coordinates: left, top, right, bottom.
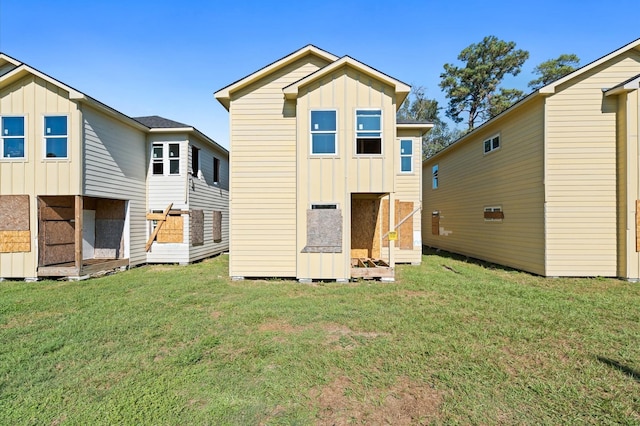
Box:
0, 114, 27, 160
42, 114, 69, 160
483, 133, 501, 155
432, 164, 439, 189
399, 138, 413, 173
484, 205, 503, 222
354, 108, 383, 156
150, 141, 182, 177
310, 109, 338, 156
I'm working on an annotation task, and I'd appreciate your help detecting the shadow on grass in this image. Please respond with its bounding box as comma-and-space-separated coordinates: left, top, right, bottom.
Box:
422, 246, 525, 275
597, 356, 640, 383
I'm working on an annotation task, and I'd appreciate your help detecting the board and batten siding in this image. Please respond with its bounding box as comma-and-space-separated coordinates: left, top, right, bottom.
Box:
187, 135, 229, 262
295, 69, 397, 279
423, 98, 545, 275
82, 105, 147, 266
544, 50, 640, 277
229, 55, 332, 277
394, 131, 423, 264
0, 75, 81, 278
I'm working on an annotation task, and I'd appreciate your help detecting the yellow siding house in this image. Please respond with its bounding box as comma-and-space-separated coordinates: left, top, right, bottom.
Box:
423, 38, 640, 279
215, 45, 431, 281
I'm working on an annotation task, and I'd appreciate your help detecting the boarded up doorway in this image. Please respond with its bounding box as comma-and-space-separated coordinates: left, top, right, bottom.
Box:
350, 194, 383, 259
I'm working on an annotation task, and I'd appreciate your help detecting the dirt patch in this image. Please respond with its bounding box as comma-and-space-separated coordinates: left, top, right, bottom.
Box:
210, 311, 222, 320
258, 320, 308, 333
310, 375, 443, 425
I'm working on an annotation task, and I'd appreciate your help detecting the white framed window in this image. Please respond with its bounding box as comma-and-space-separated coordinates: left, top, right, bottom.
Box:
400, 139, 413, 172
432, 164, 439, 189
310, 110, 337, 155
311, 203, 338, 209
213, 157, 220, 184
484, 206, 503, 222
483, 134, 500, 154
152, 142, 180, 176
1, 116, 26, 159
355, 109, 382, 155
44, 115, 68, 158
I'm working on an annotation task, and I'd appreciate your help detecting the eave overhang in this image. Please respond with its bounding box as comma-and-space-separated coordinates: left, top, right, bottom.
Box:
603, 74, 640, 97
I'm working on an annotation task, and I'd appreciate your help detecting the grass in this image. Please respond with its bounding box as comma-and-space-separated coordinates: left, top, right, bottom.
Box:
1, 250, 639, 425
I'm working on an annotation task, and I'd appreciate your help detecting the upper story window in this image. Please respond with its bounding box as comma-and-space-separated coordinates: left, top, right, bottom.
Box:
1, 116, 25, 159
400, 139, 413, 172
44, 115, 68, 158
356, 109, 382, 155
152, 142, 180, 176
432, 164, 439, 189
483, 134, 500, 154
191, 145, 200, 177
213, 157, 220, 184
310, 110, 337, 155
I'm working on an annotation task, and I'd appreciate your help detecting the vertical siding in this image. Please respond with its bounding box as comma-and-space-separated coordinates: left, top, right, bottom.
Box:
228, 55, 331, 277
545, 51, 640, 276
187, 135, 229, 262
0, 75, 81, 278
295, 69, 396, 280
422, 98, 546, 275
83, 105, 147, 266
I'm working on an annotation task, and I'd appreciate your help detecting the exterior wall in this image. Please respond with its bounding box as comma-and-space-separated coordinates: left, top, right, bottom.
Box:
82, 105, 147, 266
187, 134, 229, 262
423, 98, 546, 275
0, 75, 81, 278
228, 54, 332, 277
394, 130, 423, 264
295, 68, 397, 279
146, 133, 189, 264
544, 50, 640, 277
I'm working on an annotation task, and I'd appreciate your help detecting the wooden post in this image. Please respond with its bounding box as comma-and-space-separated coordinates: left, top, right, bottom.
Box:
74, 195, 83, 273
388, 193, 395, 268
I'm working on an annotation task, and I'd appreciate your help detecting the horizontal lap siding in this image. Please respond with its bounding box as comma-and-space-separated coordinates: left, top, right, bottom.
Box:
229, 55, 331, 277
545, 51, 640, 277
83, 106, 147, 266
394, 134, 423, 264
423, 99, 545, 275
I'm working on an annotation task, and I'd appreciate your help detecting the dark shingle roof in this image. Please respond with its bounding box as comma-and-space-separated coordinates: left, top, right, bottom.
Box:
133, 115, 191, 129
397, 119, 433, 125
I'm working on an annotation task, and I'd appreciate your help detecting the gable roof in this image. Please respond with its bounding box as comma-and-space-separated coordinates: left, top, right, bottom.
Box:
282, 55, 411, 107
214, 44, 339, 110
134, 115, 190, 129
603, 73, 640, 96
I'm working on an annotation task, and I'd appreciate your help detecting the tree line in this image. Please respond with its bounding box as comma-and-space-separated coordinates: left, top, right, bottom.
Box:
397, 35, 581, 158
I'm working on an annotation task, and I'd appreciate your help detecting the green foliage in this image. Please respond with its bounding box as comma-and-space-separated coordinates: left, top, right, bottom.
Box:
422, 122, 465, 159
528, 53, 580, 90
1, 254, 639, 424
487, 87, 526, 119
440, 35, 529, 130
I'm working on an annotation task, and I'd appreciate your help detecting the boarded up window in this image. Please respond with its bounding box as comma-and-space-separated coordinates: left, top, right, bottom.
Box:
157, 215, 183, 243
212, 211, 222, 243
302, 208, 342, 253
484, 206, 504, 221
0, 195, 31, 253
432, 212, 440, 235
382, 200, 414, 250
190, 210, 204, 246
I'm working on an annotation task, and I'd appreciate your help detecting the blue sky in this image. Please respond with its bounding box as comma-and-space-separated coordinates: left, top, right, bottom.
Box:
0, 0, 638, 148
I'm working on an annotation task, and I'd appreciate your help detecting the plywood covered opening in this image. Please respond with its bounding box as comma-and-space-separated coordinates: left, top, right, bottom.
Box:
350, 194, 382, 259
0, 195, 31, 253
37, 196, 128, 277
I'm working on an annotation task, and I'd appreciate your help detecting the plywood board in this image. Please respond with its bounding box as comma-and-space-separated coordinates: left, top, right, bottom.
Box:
351, 198, 381, 258
302, 209, 342, 253
157, 215, 184, 243
41, 243, 75, 265
0, 195, 30, 231
382, 199, 390, 247
0, 230, 31, 253
44, 221, 75, 245
39, 196, 74, 208
212, 211, 222, 242
41, 206, 75, 221
96, 199, 126, 220
190, 210, 204, 246
399, 201, 414, 250
432, 213, 440, 236
95, 220, 125, 258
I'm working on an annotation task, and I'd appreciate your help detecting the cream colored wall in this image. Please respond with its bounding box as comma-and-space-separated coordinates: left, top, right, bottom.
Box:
295, 68, 396, 280
423, 98, 546, 275
0, 75, 81, 278
228, 54, 332, 278
545, 50, 640, 277
394, 130, 423, 264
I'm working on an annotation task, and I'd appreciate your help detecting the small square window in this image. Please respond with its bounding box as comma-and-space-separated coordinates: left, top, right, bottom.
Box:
483, 134, 500, 154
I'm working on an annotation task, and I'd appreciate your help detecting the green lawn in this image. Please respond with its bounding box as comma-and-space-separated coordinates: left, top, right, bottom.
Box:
1, 251, 639, 425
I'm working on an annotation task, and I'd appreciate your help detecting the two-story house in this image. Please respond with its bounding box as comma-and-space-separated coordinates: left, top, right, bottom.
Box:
0, 53, 228, 280
215, 45, 431, 281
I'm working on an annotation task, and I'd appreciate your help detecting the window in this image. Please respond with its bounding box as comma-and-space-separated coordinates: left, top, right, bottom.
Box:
152, 142, 180, 176
191, 145, 200, 177
213, 157, 220, 184
356, 109, 382, 154
432, 164, 439, 189
311, 204, 337, 209
1, 116, 25, 159
483, 134, 500, 154
44, 115, 68, 158
484, 206, 504, 222
400, 139, 413, 172
310, 110, 337, 154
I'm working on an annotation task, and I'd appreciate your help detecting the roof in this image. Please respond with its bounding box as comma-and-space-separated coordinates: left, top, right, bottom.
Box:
603, 73, 640, 96
133, 115, 191, 129
214, 44, 339, 110
424, 37, 640, 164
282, 55, 411, 108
